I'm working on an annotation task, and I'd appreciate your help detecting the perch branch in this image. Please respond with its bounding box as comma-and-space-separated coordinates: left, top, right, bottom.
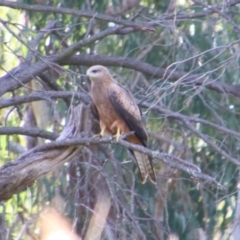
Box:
0, 110, 225, 201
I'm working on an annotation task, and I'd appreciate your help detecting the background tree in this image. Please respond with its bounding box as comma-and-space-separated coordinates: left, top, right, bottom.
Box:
0, 0, 240, 239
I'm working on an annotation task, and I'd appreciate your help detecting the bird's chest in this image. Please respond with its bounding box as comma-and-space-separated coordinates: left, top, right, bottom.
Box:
91, 85, 119, 124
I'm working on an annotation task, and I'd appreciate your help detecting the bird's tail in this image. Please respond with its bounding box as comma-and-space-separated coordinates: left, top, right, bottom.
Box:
133, 151, 156, 184
127, 135, 156, 184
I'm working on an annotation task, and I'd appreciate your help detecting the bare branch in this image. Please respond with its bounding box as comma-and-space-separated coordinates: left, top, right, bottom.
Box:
0, 91, 89, 109
0, 105, 85, 201
142, 103, 240, 140
0, 25, 139, 96
159, 0, 240, 21
0, 123, 225, 201
2, 89, 239, 142
63, 54, 240, 98
2, 49, 240, 100
1, 0, 240, 28
0, 0, 155, 32
0, 127, 58, 140
143, 103, 240, 166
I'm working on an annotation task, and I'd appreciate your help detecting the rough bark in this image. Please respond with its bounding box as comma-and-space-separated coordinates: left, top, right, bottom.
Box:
0, 105, 85, 201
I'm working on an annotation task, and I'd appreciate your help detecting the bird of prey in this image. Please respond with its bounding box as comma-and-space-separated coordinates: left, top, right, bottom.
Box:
87, 65, 156, 184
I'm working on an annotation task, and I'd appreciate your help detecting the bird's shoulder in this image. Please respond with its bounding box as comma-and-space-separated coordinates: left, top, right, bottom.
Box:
108, 82, 135, 103
108, 82, 142, 121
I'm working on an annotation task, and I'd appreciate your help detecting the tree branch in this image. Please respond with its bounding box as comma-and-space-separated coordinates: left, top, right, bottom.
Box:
0, 105, 85, 200
2, 90, 240, 141
142, 103, 240, 166
63, 54, 240, 98
156, 0, 240, 21
2, 51, 240, 99
0, 25, 142, 96
0, 0, 155, 32
0, 91, 90, 109
0, 127, 58, 140
0, 119, 225, 201
1, 0, 239, 28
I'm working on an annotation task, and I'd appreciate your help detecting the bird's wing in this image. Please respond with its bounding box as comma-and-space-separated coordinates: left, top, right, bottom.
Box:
108, 83, 148, 145
108, 82, 156, 184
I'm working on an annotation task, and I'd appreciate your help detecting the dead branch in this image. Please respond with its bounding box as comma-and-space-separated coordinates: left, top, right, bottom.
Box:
0, 91, 89, 109
0, 127, 58, 140
142, 103, 240, 166
2, 52, 240, 103
63, 54, 240, 99
0, 25, 141, 96
0, 103, 225, 201
0, 105, 84, 201
2, 90, 239, 140
0, 0, 155, 32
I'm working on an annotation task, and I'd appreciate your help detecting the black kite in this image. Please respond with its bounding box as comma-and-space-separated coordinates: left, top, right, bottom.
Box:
87, 65, 156, 184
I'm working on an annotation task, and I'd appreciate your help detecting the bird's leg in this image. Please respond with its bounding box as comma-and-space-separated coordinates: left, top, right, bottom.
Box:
114, 127, 121, 142
110, 120, 123, 141
99, 127, 105, 137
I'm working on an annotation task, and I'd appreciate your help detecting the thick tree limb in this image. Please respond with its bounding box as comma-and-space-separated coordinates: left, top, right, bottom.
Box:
2, 53, 240, 100
63, 54, 240, 98
0, 105, 84, 201
0, 25, 141, 96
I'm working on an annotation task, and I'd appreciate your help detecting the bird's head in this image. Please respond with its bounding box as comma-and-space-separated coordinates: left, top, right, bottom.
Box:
86, 65, 110, 82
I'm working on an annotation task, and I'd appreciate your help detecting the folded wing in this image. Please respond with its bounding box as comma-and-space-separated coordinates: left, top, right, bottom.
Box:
108, 83, 156, 184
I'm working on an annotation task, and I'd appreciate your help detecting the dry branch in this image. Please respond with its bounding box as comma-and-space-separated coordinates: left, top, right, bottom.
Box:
0, 127, 58, 140
142, 103, 240, 166
0, 104, 224, 201
0, 91, 89, 109
1, 0, 240, 29
2, 90, 239, 140
63, 54, 240, 98
0, 0, 155, 32
0, 105, 84, 200
2, 52, 240, 102
0, 25, 144, 96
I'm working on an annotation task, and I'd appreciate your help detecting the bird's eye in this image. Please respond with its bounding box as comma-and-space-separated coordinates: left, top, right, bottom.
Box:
92, 69, 98, 73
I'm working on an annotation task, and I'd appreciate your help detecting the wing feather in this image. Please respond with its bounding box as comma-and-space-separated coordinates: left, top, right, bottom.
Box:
108, 83, 147, 145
